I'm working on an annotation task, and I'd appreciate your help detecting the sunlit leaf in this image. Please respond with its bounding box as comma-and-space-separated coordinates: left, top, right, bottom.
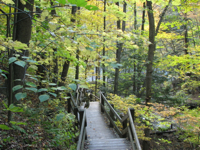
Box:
85, 5, 99, 11
8, 104, 24, 112
68, 0, 87, 7
0, 124, 12, 130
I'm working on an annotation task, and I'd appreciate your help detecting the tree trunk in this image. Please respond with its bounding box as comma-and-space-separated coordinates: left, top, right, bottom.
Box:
145, 0, 155, 104
114, 2, 125, 95
59, 61, 70, 86
143, 1, 155, 150
13, 0, 34, 102
59, 6, 77, 86
102, 0, 106, 89
141, 2, 146, 33
133, 2, 137, 94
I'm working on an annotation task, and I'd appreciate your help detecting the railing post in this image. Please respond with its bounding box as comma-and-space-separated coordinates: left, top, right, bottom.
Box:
122, 118, 127, 138
130, 108, 135, 122
110, 104, 114, 127
79, 109, 87, 140
100, 93, 104, 113
79, 109, 84, 128
129, 108, 135, 140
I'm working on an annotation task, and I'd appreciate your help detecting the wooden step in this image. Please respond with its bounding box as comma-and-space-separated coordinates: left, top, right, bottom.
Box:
85, 138, 131, 150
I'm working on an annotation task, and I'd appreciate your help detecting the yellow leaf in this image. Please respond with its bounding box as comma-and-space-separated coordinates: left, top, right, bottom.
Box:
20, 0, 26, 5
2, 0, 14, 4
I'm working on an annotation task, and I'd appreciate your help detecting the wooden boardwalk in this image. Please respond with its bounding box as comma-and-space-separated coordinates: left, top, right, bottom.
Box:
84, 102, 131, 150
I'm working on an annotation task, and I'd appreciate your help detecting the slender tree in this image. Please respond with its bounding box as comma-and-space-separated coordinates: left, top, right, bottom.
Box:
13, 0, 34, 102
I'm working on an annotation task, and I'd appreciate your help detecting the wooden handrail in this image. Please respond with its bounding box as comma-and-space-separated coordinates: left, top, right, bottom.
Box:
100, 92, 141, 150
67, 87, 87, 150
101, 93, 122, 122
128, 108, 141, 150
76, 109, 86, 150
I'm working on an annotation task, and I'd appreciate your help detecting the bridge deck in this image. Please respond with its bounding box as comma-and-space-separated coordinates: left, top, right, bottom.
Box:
84, 102, 131, 150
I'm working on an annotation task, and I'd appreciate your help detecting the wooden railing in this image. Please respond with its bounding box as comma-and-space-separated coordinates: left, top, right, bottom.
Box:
100, 92, 142, 150
67, 88, 87, 150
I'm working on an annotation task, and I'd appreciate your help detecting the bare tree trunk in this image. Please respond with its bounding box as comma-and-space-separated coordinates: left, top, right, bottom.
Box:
143, 1, 155, 149
13, 0, 34, 102
133, 2, 137, 94
59, 6, 77, 86
114, 2, 126, 95
102, 0, 106, 89
141, 2, 146, 33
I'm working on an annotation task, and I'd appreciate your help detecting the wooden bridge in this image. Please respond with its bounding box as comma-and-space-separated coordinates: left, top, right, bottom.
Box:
67, 89, 141, 150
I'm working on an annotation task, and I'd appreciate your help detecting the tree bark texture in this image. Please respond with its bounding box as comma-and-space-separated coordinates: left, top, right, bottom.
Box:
13, 0, 34, 100
145, 0, 155, 103
143, 1, 155, 150
59, 61, 70, 86
114, 2, 126, 95
102, 0, 106, 89
141, 2, 146, 32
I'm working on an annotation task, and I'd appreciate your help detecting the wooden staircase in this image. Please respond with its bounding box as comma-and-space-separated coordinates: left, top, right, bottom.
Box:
84, 102, 131, 150
68, 88, 141, 150
86, 138, 131, 150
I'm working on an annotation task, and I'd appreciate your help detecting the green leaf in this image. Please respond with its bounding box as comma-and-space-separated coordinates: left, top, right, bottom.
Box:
1, 74, 7, 79
13, 85, 23, 92
10, 121, 27, 125
56, 113, 65, 121
21, 56, 30, 59
49, 83, 57, 86
38, 88, 48, 92
30, 77, 38, 81
49, 92, 57, 97
85, 5, 99, 10
86, 47, 93, 51
69, 84, 77, 91
39, 94, 50, 102
15, 92, 27, 101
79, 84, 88, 89
9, 57, 17, 64
8, 104, 24, 112
57, 86, 67, 90
0, 124, 12, 130
12, 125, 26, 133
90, 42, 100, 48
68, 0, 87, 7
26, 82, 37, 87
25, 87, 37, 93
58, 0, 67, 5
14, 61, 26, 68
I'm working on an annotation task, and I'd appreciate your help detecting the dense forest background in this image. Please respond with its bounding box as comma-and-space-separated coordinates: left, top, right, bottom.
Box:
0, 0, 200, 149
